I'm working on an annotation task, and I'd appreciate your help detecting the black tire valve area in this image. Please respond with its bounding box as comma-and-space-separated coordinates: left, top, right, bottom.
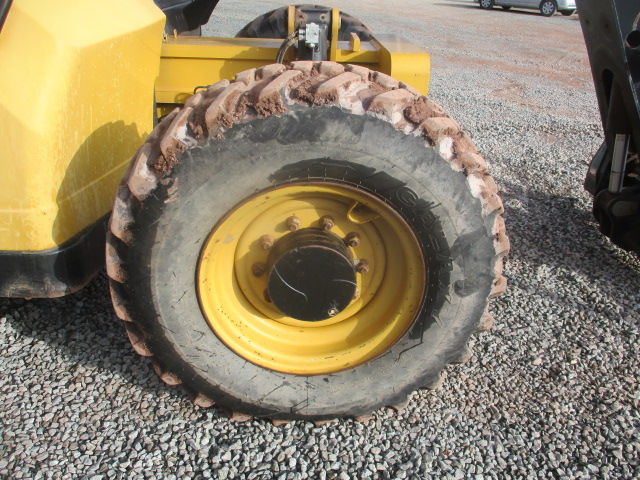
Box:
266, 228, 357, 321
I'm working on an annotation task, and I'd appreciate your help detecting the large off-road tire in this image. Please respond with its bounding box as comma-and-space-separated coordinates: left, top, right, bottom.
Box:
106, 62, 509, 422
235, 5, 372, 41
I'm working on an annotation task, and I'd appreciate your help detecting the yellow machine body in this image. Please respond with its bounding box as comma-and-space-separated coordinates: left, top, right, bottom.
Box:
0, 0, 165, 252
0, 0, 430, 297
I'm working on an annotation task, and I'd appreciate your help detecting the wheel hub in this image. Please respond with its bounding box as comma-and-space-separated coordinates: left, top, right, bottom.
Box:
197, 182, 425, 375
266, 228, 357, 321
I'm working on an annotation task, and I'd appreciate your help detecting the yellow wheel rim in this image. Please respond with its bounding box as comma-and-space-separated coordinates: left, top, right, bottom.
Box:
197, 183, 426, 375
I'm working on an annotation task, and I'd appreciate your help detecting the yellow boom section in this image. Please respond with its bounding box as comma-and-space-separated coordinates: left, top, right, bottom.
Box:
0, 0, 165, 251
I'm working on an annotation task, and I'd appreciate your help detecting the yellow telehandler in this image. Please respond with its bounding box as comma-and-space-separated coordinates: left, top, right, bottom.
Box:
0, 0, 508, 422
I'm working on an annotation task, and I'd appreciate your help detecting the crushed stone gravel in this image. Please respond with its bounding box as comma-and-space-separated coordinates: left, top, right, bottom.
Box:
2, 0, 639, 479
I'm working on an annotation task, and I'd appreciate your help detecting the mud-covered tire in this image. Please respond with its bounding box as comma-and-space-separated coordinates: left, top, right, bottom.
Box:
235, 5, 372, 41
106, 62, 509, 422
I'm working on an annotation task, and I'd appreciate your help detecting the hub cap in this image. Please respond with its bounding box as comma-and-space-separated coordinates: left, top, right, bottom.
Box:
266, 228, 357, 322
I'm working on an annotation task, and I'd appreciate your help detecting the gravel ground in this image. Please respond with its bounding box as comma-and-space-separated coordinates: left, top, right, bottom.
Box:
2, 1, 640, 479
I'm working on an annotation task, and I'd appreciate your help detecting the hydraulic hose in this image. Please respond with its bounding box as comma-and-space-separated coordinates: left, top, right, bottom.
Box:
276, 31, 298, 64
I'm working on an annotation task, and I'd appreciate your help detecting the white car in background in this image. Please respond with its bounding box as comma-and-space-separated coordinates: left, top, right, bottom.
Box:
478, 0, 576, 16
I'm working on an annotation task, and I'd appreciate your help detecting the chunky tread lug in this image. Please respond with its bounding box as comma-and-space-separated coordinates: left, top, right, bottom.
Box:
389, 399, 410, 412
476, 312, 495, 333
230, 412, 252, 423
194, 394, 216, 408
423, 372, 447, 391
107, 61, 509, 423
450, 344, 473, 365
270, 419, 290, 427
353, 414, 375, 423
312, 419, 335, 427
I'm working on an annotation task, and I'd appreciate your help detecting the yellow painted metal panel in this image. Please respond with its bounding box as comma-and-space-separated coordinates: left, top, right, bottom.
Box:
329, 8, 340, 61
157, 37, 282, 104
156, 34, 430, 106
0, 0, 165, 251
371, 34, 430, 95
333, 41, 379, 64
287, 6, 296, 36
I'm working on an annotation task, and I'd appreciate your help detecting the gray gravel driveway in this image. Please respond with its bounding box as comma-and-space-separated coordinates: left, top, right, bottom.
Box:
2, 0, 639, 479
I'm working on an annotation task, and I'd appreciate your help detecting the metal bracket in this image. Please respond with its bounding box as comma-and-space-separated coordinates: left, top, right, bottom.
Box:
608, 133, 630, 193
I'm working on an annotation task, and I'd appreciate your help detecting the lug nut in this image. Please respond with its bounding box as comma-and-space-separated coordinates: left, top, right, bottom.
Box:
260, 234, 274, 250
345, 232, 361, 248
252, 262, 266, 277
320, 215, 335, 231
328, 307, 339, 317
356, 259, 369, 274
287, 216, 301, 232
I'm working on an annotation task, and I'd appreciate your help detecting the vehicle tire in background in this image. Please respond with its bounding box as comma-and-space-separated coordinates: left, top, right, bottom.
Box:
479, 0, 494, 9
236, 4, 371, 41
106, 62, 508, 422
560, 9, 575, 15
540, 0, 557, 16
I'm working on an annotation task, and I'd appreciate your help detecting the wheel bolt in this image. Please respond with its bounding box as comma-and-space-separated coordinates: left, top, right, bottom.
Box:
287, 216, 301, 232
252, 262, 266, 277
356, 259, 369, 274
260, 234, 274, 250
345, 232, 361, 248
320, 215, 335, 231
328, 307, 339, 317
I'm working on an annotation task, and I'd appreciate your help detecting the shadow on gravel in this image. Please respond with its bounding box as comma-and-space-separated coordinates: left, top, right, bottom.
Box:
0, 272, 185, 402
499, 180, 640, 278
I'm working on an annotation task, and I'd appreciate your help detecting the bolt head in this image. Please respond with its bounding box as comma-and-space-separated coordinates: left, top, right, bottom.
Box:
356, 259, 369, 274
345, 232, 361, 248
320, 215, 335, 231
252, 262, 267, 277
287, 216, 301, 232
327, 308, 339, 317
260, 234, 274, 250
